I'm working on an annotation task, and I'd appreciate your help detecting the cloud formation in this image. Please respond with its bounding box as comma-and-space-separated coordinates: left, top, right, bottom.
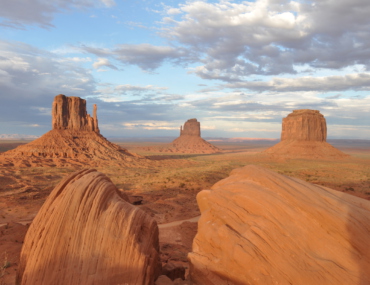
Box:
0, 0, 115, 29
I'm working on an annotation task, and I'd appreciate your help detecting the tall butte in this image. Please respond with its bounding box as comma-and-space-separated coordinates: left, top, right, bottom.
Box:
264, 109, 348, 159
0, 94, 143, 167
52, 94, 99, 132
170, 118, 221, 154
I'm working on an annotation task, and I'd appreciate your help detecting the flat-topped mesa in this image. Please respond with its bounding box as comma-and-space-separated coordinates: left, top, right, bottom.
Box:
281, 109, 326, 142
180, 118, 201, 137
52, 94, 99, 133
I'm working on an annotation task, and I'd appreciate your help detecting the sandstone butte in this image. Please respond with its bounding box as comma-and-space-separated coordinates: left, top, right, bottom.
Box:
16, 169, 161, 285
188, 165, 370, 285
140, 119, 221, 154
0, 94, 144, 167
264, 109, 348, 159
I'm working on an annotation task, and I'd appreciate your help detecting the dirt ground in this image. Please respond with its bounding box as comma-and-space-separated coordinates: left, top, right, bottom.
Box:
0, 139, 370, 284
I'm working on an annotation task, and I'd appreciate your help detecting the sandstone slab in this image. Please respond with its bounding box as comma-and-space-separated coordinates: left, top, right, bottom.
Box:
16, 169, 161, 285
188, 165, 370, 285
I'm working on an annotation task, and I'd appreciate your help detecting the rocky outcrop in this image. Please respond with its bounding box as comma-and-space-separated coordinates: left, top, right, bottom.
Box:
180, 119, 200, 137
137, 119, 221, 154
52, 94, 99, 132
264, 109, 348, 159
281, 109, 326, 141
189, 165, 370, 285
0, 95, 145, 167
16, 169, 161, 285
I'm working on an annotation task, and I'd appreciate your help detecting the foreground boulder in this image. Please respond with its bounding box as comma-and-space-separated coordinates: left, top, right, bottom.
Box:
188, 165, 370, 285
265, 109, 348, 159
16, 169, 161, 285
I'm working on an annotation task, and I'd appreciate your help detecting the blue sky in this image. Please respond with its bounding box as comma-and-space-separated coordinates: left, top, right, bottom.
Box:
0, 0, 369, 139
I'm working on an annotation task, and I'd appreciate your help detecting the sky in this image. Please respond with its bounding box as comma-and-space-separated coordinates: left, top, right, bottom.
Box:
0, 0, 369, 139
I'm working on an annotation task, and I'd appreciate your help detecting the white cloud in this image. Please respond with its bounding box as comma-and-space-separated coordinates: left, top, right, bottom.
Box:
226, 73, 370, 92
93, 57, 118, 70
122, 121, 179, 130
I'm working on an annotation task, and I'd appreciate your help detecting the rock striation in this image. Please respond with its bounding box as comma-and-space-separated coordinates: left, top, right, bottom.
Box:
52, 94, 99, 132
188, 165, 370, 285
16, 169, 161, 285
0, 94, 144, 167
264, 109, 347, 159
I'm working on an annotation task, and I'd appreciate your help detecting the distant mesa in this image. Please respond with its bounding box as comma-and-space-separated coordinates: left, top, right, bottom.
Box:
189, 165, 370, 284
17, 169, 161, 285
139, 119, 221, 154
264, 109, 348, 159
0, 94, 143, 167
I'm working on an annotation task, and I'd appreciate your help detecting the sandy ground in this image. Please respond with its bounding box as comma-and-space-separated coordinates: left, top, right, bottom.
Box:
0, 139, 370, 284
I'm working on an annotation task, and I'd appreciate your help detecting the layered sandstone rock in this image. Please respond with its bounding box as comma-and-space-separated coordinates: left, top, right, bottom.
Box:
16, 169, 161, 285
281, 109, 326, 141
0, 94, 144, 167
52, 94, 99, 132
180, 119, 200, 137
189, 165, 370, 285
265, 109, 347, 159
138, 119, 220, 154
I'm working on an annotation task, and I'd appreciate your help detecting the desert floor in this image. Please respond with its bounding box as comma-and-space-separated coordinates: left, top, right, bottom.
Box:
1, 139, 370, 284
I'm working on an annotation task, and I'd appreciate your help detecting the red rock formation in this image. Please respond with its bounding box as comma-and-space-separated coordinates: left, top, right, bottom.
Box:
265, 109, 348, 159
189, 165, 370, 285
52, 94, 99, 132
16, 169, 161, 285
281, 109, 326, 141
138, 119, 220, 154
0, 95, 144, 167
180, 119, 201, 137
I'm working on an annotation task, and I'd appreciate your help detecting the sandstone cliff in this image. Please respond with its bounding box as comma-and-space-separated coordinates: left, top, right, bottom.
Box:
188, 165, 370, 285
180, 119, 201, 137
52, 94, 99, 132
16, 169, 161, 285
265, 109, 347, 159
281, 109, 326, 141
0, 95, 144, 167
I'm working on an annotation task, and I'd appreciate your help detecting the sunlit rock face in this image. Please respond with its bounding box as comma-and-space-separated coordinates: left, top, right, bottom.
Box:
0, 94, 143, 167
171, 118, 220, 154
17, 169, 161, 285
264, 109, 348, 159
52, 94, 99, 133
189, 165, 370, 285
281, 109, 326, 142
180, 118, 201, 137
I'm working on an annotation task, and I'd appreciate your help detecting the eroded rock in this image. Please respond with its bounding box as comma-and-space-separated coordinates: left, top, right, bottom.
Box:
52, 94, 99, 132
188, 165, 370, 285
281, 109, 326, 142
16, 169, 161, 285
0, 95, 144, 167
180, 119, 200, 137
264, 109, 348, 159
